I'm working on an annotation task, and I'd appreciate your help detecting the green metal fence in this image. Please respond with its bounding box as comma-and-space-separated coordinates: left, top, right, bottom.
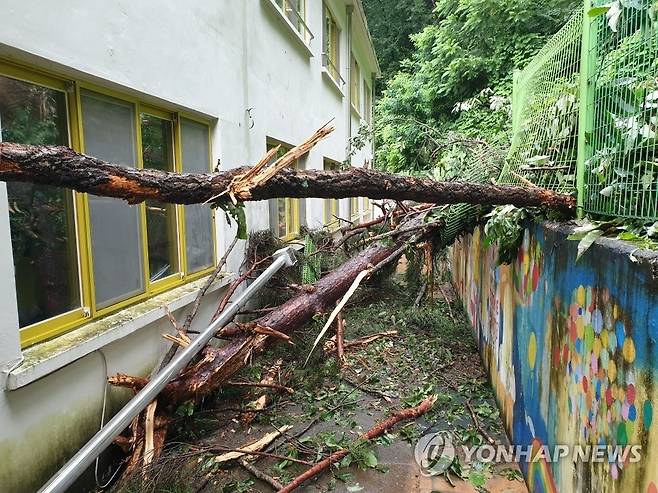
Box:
500, 9, 584, 193
500, 0, 658, 221
583, 0, 658, 219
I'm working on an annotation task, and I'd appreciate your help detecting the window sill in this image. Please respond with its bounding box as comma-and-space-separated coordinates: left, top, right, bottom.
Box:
322, 69, 344, 97
6, 273, 233, 390
262, 0, 314, 58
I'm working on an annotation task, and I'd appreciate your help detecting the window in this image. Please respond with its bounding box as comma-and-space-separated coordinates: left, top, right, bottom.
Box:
274, 0, 310, 42
363, 197, 372, 221
82, 90, 146, 308
181, 118, 214, 273
0, 62, 217, 347
364, 80, 372, 124
322, 4, 342, 85
268, 140, 301, 240
0, 71, 83, 332
323, 159, 340, 228
350, 196, 360, 219
141, 110, 179, 283
350, 54, 361, 112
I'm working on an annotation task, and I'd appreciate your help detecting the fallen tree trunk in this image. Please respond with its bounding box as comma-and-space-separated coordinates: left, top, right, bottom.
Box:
109, 217, 432, 474
0, 142, 576, 213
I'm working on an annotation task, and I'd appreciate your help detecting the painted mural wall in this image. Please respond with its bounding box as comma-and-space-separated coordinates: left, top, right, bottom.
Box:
451, 222, 658, 493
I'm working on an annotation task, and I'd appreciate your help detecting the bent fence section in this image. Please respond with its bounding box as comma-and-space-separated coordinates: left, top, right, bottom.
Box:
499, 1, 658, 221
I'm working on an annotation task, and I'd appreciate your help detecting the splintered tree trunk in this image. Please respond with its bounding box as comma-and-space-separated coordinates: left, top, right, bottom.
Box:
120, 239, 400, 404
0, 142, 576, 213
110, 231, 418, 475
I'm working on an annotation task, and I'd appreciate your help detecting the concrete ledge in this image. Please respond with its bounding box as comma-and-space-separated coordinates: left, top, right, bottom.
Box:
6, 274, 233, 390
262, 0, 314, 58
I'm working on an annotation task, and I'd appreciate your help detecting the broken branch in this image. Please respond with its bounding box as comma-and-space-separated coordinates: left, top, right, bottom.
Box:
277, 395, 438, 493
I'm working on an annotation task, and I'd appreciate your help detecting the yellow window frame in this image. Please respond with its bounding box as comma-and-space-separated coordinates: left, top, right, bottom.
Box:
1, 60, 218, 348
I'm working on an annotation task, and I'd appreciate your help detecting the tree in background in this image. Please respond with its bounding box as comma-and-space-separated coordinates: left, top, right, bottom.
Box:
361, 0, 436, 84
372, 0, 580, 174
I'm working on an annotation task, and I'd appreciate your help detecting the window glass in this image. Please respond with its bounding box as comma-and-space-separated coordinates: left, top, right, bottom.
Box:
181, 118, 214, 273
0, 74, 81, 327
141, 113, 179, 282
81, 90, 145, 308
323, 159, 339, 225
351, 196, 360, 218
351, 55, 361, 110
364, 81, 372, 124
323, 5, 341, 82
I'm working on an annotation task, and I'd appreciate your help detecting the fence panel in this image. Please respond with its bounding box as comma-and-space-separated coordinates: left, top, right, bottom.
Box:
499, 10, 584, 193
583, 0, 658, 219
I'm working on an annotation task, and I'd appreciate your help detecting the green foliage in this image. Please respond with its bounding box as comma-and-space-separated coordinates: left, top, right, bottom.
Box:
567, 217, 658, 261
301, 234, 321, 283
483, 205, 528, 264
373, 0, 580, 174
215, 201, 247, 240
361, 0, 436, 84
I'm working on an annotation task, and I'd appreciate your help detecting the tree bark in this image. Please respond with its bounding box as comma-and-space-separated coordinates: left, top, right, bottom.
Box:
0, 142, 576, 213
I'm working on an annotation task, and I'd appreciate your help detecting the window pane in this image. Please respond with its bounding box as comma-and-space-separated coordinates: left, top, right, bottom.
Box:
0, 74, 81, 327
181, 119, 213, 272
141, 114, 179, 282
81, 90, 145, 308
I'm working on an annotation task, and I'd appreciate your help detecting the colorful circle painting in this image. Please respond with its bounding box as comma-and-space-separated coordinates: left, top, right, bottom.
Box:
552, 286, 645, 480
514, 230, 542, 305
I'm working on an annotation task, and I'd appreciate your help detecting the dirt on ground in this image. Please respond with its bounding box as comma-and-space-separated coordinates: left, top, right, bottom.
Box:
114, 273, 527, 493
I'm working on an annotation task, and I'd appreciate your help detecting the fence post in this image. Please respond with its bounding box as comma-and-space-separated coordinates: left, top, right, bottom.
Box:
576, 0, 596, 218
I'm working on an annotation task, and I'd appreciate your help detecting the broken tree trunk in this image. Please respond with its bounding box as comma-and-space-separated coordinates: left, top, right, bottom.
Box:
109, 213, 436, 474
0, 141, 576, 213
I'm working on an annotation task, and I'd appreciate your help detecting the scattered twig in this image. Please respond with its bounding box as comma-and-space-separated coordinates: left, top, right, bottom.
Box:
437, 283, 457, 325
226, 381, 294, 395
335, 309, 345, 366
466, 399, 496, 445
414, 281, 428, 308
155, 236, 238, 372
208, 447, 311, 466
239, 459, 284, 490
214, 426, 293, 464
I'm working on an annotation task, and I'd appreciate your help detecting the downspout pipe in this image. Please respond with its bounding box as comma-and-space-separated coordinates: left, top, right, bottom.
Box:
38, 247, 297, 493
346, 4, 354, 161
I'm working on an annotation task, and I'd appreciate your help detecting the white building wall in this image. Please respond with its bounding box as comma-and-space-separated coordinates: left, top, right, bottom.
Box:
0, 0, 378, 491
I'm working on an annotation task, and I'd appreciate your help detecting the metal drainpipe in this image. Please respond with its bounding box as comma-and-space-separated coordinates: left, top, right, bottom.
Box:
346, 4, 354, 162
38, 247, 296, 493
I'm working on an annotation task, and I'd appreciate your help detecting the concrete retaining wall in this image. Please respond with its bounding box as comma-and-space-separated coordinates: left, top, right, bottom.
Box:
451, 222, 658, 493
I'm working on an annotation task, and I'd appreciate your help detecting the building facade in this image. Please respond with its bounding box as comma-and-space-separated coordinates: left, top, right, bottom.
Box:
0, 1, 379, 491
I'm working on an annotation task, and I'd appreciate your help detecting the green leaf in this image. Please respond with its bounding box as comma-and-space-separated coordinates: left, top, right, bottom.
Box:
642, 171, 655, 191
600, 185, 616, 197
588, 5, 611, 17
577, 229, 604, 261
346, 484, 364, 492
235, 205, 247, 240
362, 451, 378, 469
